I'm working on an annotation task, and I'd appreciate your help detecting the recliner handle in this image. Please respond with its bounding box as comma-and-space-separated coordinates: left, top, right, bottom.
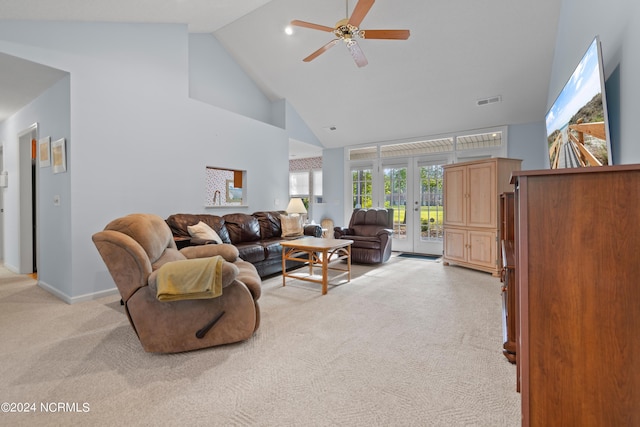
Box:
195, 311, 226, 339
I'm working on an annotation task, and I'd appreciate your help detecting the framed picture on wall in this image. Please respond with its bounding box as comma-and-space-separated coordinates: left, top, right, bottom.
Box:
226, 179, 242, 203
52, 138, 67, 174
38, 137, 51, 168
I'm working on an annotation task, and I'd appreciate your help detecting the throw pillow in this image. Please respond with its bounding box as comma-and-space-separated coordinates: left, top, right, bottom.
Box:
280, 214, 303, 238
187, 221, 223, 244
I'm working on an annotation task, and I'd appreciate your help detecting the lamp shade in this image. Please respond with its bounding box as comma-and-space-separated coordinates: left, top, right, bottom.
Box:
286, 197, 307, 215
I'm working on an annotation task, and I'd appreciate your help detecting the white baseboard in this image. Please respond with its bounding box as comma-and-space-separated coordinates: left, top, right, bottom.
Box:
2, 262, 20, 274
38, 280, 119, 305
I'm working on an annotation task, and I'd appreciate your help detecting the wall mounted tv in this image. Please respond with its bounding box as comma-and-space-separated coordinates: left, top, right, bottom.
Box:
545, 36, 612, 168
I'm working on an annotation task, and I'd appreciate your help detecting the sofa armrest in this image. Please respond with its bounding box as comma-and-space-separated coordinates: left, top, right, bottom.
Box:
333, 227, 353, 239
180, 243, 240, 263
188, 237, 218, 246
304, 224, 322, 237
376, 228, 393, 237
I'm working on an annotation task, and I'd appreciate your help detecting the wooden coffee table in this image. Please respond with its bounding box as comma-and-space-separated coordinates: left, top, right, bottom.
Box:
280, 237, 353, 295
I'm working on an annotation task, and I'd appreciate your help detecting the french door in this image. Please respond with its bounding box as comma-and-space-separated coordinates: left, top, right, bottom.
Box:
383, 160, 445, 255
414, 162, 445, 254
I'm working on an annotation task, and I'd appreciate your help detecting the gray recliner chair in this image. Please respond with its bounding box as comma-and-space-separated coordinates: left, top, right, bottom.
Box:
92, 213, 261, 353
334, 208, 394, 264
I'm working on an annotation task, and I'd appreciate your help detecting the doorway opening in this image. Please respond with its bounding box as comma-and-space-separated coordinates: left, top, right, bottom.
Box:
18, 123, 38, 276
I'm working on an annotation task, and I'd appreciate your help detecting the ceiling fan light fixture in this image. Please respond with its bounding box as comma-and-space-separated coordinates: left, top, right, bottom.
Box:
290, 0, 410, 67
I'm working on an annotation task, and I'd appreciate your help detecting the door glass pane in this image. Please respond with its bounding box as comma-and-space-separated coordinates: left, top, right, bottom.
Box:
352, 168, 372, 209
384, 167, 407, 240
419, 165, 444, 242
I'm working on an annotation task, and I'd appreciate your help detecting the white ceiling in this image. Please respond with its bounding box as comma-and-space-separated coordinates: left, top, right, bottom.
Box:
0, 0, 562, 157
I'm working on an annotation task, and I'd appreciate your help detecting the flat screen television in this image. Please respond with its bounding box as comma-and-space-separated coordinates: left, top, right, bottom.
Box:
545, 36, 612, 168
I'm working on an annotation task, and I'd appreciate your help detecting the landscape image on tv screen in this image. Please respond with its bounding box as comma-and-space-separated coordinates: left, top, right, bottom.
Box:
545, 37, 611, 168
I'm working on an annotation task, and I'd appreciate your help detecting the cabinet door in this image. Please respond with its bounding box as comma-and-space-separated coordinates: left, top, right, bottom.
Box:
467, 161, 497, 228
443, 227, 466, 262
443, 165, 466, 226
468, 229, 496, 269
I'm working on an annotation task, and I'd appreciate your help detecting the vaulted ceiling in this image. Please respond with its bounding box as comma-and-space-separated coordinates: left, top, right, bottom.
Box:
0, 0, 562, 155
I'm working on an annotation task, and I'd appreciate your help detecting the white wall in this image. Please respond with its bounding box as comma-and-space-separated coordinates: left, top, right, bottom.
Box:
551, 0, 640, 164
319, 147, 346, 228
0, 21, 291, 302
189, 33, 274, 125
508, 121, 548, 171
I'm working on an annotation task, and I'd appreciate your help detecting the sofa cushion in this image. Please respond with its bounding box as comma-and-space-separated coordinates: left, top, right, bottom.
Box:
350, 208, 392, 227
223, 213, 261, 243
261, 239, 283, 260
252, 211, 284, 239
234, 242, 267, 264
166, 213, 231, 243
280, 214, 304, 238
187, 221, 223, 244
348, 235, 383, 250
352, 224, 390, 237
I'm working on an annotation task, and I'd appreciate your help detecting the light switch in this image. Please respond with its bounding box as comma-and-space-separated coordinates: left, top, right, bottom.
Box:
53, 195, 61, 206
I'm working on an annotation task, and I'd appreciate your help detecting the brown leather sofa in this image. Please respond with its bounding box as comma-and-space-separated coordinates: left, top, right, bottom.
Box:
334, 208, 394, 264
166, 211, 322, 277
92, 213, 262, 353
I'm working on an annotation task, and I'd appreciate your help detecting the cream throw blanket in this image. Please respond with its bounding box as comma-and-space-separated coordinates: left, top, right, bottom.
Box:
156, 256, 224, 301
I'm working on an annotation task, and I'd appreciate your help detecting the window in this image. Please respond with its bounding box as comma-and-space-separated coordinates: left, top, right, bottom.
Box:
351, 168, 373, 209
289, 169, 323, 218
289, 171, 309, 196
345, 126, 506, 223
312, 170, 323, 197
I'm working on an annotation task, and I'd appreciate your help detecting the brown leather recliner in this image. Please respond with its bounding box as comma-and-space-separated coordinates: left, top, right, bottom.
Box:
92, 213, 261, 353
334, 208, 394, 264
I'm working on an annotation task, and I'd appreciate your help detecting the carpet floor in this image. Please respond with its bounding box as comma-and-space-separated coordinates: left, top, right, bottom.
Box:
0, 254, 520, 426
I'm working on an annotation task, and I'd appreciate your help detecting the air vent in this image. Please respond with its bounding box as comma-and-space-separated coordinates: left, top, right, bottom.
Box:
476, 96, 502, 106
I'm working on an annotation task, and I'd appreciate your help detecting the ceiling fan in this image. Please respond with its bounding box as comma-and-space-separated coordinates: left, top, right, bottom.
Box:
291, 0, 410, 68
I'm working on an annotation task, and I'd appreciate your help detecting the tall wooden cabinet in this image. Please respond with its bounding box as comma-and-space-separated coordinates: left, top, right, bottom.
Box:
442, 158, 521, 276
512, 165, 640, 426
500, 192, 517, 365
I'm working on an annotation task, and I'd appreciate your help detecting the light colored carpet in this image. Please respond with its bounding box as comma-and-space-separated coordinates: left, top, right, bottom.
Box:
0, 255, 520, 426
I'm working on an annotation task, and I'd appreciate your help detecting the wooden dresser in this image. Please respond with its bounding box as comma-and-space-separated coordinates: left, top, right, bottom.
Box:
512, 165, 640, 426
442, 157, 521, 276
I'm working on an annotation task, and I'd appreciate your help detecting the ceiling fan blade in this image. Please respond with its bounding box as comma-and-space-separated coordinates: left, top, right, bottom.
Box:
290, 20, 334, 32
348, 0, 375, 28
303, 39, 340, 62
361, 29, 410, 40
346, 41, 368, 68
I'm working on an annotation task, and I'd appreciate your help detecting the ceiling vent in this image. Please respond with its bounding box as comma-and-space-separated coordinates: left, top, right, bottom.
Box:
476, 95, 502, 106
